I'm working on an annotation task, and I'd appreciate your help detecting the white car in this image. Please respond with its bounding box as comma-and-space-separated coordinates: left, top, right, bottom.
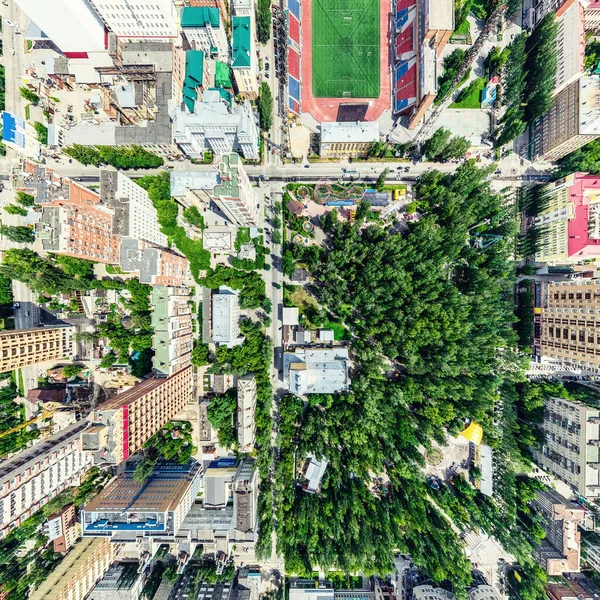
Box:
4, 19, 17, 26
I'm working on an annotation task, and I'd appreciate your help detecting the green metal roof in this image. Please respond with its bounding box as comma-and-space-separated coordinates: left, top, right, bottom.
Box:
232, 16, 252, 68
209, 87, 232, 105
214, 153, 242, 198
183, 50, 204, 113
215, 60, 233, 88
181, 6, 220, 28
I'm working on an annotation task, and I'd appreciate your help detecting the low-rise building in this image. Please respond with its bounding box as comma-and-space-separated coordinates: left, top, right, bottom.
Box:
468, 586, 501, 600
89, 562, 144, 600
320, 122, 380, 159
46, 504, 78, 553
299, 454, 328, 494
1, 111, 42, 159
547, 581, 594, 600
284, 348, 350, 395
181, 6, 229, 62
413, 586, 454, 600
212, 287, 242, 347
231, 16, 258, 99
237, 374, 257, 453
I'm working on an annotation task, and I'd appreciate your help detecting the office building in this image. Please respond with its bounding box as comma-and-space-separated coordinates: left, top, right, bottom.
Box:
84, 366, 194, 465
100, 170, 168, 247
0, 326, 75, 373
320, 122, 380, 159
532, 76, 600, 161
231, 16, 258, 99
37, 199, 120, 264
171, 93, 260, 160
87, 0, 178, 39
237, 375, 257, 453
181, 7, 228, 62
0, 421, 91, 538
533, 396, 600, 497
46, 504, 78, 553
82, 460, 202, 541
151, 286, 193, 376
531, 488, 584, 574
212, 287, 241, 346
30, 537, 115, 600
532, 173, 600, 265
14, 0, 106, 54
89, 562, 144, 600
284, 348, 350, 395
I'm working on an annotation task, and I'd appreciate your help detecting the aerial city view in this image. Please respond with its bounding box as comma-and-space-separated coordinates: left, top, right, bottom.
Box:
3, 0, 600, 599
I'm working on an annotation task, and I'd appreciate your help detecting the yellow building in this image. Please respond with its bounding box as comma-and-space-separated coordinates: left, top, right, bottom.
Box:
319, 122, 380, 159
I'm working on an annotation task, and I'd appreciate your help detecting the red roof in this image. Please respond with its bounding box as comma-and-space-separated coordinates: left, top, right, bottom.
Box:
566, 173, 600, 258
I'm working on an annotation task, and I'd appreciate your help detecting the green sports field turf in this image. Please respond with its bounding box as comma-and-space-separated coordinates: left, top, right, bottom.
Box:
311, 0, 380, 99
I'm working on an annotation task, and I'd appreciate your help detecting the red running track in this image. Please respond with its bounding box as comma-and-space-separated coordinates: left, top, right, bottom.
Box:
300, 0, 391, 123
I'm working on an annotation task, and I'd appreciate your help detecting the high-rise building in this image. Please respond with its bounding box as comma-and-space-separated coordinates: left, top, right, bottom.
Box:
46, 504, 78, 553
532, 76, 600, 161
87, 0, 178, 40
29, 537, 115, 600
554, 0, 585, 94
0, 421, 91, 538
14, 0, 106, 54
0, 326, 75, 373
89, 562, 144, 600
586, 1, 600, 32
212, 153, 257, 225
151, 286, 193, 376
533, 278, 600, 372
83, 366, 194, 465
533, 396, 600, 498
100, 170, 168, 247
583, 537, 600, 573
81, 460, 202, 541
181, 7, 229, 62
237, 374, 257, 453
531, 488, 584, 574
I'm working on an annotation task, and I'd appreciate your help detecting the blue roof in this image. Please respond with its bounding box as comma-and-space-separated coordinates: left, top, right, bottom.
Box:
2, 112, 24, 147
208, 457, 237, 469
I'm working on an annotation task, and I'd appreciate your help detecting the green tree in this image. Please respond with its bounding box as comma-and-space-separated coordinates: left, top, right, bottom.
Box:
183, 205, 206, 230
62, 364, 84, 378
16, 192, 35, 207
256, 0, 271, 43
272, 229, 282, 244
485, 45, 508, 77
436, 49, 468, 102
207, 390, 237, 448
20, 86, 39, 104
33, 122, 48, 145
4, 204, 28, 216
0, 225, 34, 243
375, 168, 389, 191
257, 81, 273, 131
438, 136, 470, 161
99, 351, 118, 368
422, 128, 452, 161
191, 342, 210, 367
321, 209, 338, 232
585, 40, 600, 71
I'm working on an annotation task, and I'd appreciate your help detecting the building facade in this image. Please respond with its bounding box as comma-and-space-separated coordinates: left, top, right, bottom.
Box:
46, 504, 78, 553
237, 374, 257, 453
89, 562, 144, 600
231, 16, 258, 99
0, 421, 90, 538
181, 7, 228, 62
151, 285, 193, 376
0, 326, 75, 373
320, 122, 380, 159
84, 366, 194, 465
554, 0, 585, 94
533, 396, 600, 498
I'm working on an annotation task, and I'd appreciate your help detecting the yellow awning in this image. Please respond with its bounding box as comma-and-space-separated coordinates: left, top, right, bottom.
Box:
460, 421, 483, 445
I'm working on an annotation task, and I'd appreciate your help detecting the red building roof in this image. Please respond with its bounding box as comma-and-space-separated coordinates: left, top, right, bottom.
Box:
566, 173, 600, 258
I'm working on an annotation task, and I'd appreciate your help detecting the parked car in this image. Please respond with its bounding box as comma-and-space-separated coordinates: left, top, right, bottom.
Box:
13, 303, 20, 310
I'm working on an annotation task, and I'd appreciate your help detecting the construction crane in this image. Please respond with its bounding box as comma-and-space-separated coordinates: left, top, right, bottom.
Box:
0, 411, 56, 441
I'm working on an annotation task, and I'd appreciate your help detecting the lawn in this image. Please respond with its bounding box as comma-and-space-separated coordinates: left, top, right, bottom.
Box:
450, 77, 486, 109
451, 19, 471, 40
285, 284, 318, 314
311, 0, 380, 98
105, 265, 129, 275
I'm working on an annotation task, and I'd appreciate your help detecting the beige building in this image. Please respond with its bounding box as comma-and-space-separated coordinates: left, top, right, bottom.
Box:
319, 122, 380, 159
237, 374, 257, 453
0, 326, 75, 373
46, 504, 78, 553
30, 537, 115, 600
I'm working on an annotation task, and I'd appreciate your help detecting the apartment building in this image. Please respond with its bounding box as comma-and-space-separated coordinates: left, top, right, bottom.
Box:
83, 366, 194, 465
87, 0, 178, 39
531, 488, 584, 574
532, 396, 600, 498
533, 172, 600, 265
151, 285, 193, 376
81, 460, 202, 541
89, 562, 144, 600
100, 170, 168, 247
583, 537, 600, 573
586, 1, 600, 31
30, 537, 115, 600
0, 326, 75, 373
0, 421, 91, 538
231, 16, 258, 99
212, 153, 257, 226
37, 199, 120, 264
212, 287, 241, 346
237, 374, 257, 453
181, 7, 228, 62
554, 0, 585, 94
320, 122, 380, 159
532, 76, 600, 162
46, 504, 78, 553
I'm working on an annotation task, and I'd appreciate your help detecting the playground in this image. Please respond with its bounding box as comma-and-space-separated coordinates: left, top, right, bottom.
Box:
313, 180, 366, 204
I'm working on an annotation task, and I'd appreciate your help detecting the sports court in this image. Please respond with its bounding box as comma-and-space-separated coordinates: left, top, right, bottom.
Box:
311, 0, 380, 99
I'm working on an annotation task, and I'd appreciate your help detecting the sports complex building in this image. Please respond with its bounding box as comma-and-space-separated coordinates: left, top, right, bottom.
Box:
286, 0, 453, 128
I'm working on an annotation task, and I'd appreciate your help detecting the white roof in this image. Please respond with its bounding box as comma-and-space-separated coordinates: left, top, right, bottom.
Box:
427, 0, 454, 30
320, 121, 379, 145
282, 307, 299, 326
479, 444, 493, 497
115, 84, 136, 109
579, 76, 600, 135
212, 288, 238, 343
319, 329, 334, 342
62, 122, 117, 146
170, 171, 220, 196
304, 454, 328, 491
284, 348, 350, 394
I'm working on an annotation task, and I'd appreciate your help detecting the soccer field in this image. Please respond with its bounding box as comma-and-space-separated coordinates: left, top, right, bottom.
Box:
311, 0, 380, 99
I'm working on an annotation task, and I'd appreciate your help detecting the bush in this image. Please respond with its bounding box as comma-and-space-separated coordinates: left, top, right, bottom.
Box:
0, 225, 34, 243
435, 49, 468, 102
62, 144, 164, 169
16, 192, 35, 207
257, 81, 273, 131
183, 206, 206, 230
33, 122, 48, 145
4, 204, 27, 216
20, 86, 39, 104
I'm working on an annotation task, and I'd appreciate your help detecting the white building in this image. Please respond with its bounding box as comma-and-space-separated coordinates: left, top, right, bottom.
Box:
88, 0, 177, 39
14, 0, 106, 53
212, 287, 242, 346
101, 170, 168, 247
284, 348, 350, 395
555, 0, 585, 94
171, 92, 260, 160
232, 0, 254, 17
181, 6, 229, 62
413, 586, 455, 600
468, 586, 501, 600
231, 16, 258, 99
320, 122, 380, 159
300, 454, 328, 494
237, 375, 257, 453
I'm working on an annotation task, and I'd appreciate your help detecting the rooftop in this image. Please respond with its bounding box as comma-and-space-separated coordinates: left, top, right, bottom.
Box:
284, 348, 350, 394
320, 121, 380, 145
232, 16, 252, 68
170, 170, 221, 197
181, 6, 221, 28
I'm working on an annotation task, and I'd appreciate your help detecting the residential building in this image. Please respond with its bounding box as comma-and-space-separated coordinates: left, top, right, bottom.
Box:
554, 0, 585, 94
84, 366, 194, 465
237, 568, 261, 600
120, 239, 190, 287
46, 504, 78, 553
583, 537, 600, 573
0, 421, 91, 538
0, 326, 75, 373
586, 1, 600, 32
532, 173, 600, 265
413, 586, 455, 600
87, 0, 178, 39
547, 581, 594, 600
37, 199, 120, 264
13, 0, 106, 54
29, 537, 115, 600
532, 76, 600, 162
82, 460, 202, 541
231, 16, 258, 99
197, 581, 234, 600
531, 488, 584, 574
532, 396, 600, 498
298, 454, 328, 494
284, 348, 350, 395
212, 287, 242, 346
468, 587, 501, 600
212, 153, 258, 225
1, 112, 42, 159
232, 0, 254, 17
89, 562, 144, 600
181, 7, 228, 62
171, 92, 260, 160
100, 170, 168, 247
319, 122, 380, 159
237, 375, 257, 453
151, 285, 193, 376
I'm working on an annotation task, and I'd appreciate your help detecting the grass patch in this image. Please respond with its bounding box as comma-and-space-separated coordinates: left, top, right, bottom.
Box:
284, 284, 318, 312
105, 265, 129, 275
24, 105, 30, 120
452, 19, 470, 39
450, 77, 486, 109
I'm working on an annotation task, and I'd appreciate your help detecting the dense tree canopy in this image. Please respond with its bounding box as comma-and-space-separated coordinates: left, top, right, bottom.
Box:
63, 144, 163, 169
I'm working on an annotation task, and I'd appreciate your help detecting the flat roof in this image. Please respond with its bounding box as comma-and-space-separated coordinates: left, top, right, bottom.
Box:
320, 121, 379, 144
170, 170, 220, 197
427, 0, 454, 30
